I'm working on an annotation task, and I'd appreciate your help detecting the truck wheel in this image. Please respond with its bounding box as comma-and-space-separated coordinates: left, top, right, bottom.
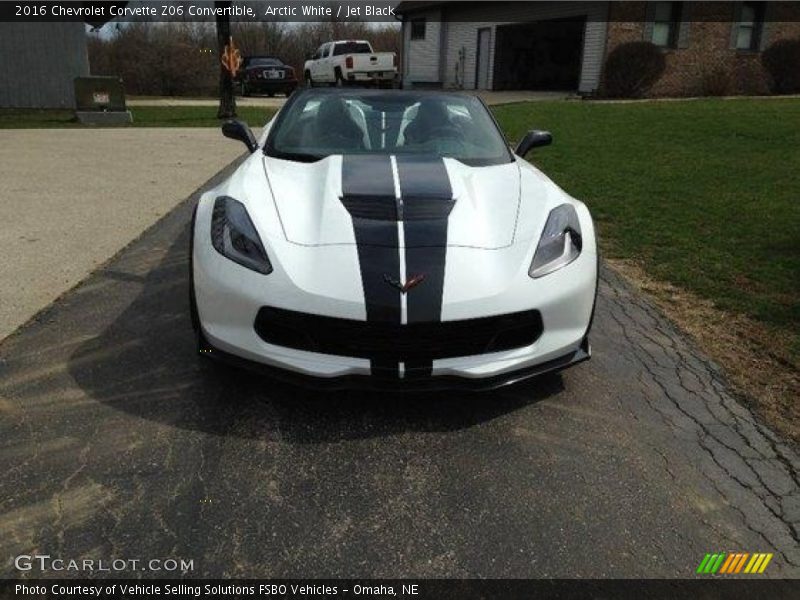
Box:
305, 71, 313, 87
334, 68, 345, 87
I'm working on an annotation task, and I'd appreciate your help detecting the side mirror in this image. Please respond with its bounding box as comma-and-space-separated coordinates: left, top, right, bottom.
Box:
515, 130, 552, 157
222, 119, 258, 153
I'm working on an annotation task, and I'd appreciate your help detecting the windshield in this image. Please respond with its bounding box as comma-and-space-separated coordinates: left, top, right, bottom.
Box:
266, 90, 513, 166
333, 42, 372, 55
248, 57, 282, 67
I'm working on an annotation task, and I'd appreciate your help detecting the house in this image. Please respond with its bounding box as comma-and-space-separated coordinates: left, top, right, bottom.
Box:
395, 1, 800, 96
0, 22, 89, 108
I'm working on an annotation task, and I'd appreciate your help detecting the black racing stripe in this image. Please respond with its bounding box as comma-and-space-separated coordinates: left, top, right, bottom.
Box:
340, 195, 397, 220
396, 155, 453, 379
396, 154, 456, 221
342, 154, 401, 378
340, 153, 398, 223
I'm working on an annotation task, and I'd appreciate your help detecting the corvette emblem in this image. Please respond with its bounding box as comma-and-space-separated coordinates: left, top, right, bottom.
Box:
384, 274, 425, 293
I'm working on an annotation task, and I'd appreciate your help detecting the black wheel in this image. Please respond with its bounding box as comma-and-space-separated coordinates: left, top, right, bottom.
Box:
334, 68, 345, 87
241, 82, 250, 97
305, 71, 313, 87
267, 91, 275, 97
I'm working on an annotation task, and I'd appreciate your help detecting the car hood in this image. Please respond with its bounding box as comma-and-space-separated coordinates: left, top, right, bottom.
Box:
263, 154, 522, 249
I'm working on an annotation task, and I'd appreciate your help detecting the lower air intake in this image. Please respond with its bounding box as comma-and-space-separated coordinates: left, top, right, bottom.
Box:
254, 307, 543, 361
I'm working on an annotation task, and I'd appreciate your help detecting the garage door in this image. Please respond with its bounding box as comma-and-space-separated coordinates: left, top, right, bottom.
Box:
493, 18, 586, 91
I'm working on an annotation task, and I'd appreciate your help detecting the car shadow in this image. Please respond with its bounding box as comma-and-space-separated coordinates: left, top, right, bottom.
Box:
68, 218, 565, 444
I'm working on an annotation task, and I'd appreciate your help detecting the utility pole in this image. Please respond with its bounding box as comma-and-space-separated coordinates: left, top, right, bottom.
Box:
216, 1, 237, 119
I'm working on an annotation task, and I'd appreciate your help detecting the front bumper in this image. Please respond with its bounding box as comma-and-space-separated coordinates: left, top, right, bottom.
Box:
201, 329, 591, 392
347, 71, 397, 83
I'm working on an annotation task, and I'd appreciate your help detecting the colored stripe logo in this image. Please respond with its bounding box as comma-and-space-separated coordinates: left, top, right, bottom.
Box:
696, 552, 773, 574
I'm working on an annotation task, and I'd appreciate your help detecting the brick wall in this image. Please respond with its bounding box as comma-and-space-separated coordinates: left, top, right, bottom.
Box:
605, 1, 800, 97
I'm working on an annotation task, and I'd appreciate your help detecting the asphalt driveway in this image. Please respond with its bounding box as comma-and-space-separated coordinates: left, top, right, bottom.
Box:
0, 164, 798, 578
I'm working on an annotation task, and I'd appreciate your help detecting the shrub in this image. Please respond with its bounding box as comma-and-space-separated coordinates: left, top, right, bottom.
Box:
762, 38, 800, 94
698, 65, 732, 97
602, 41, 666, 98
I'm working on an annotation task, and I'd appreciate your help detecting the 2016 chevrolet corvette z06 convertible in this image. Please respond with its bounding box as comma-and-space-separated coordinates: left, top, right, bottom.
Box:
190, 89, 598, 390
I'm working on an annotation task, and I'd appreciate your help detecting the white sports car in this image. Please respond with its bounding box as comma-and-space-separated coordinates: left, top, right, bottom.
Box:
191, 89, 597, 390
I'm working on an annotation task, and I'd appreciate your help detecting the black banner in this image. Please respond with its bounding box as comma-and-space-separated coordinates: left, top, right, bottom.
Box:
3, 1, 800, 24
2, 579, 800, 600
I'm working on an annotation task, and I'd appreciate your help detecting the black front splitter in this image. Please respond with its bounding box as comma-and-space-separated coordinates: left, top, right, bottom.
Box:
199, 333, 590, 393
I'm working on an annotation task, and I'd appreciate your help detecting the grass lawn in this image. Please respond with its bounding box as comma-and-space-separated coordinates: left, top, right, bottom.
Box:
493, 98, 800, 361
0, 106, 276, 128
3, 99, 798, 359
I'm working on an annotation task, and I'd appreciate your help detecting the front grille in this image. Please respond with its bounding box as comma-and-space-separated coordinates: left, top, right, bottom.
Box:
254, 307, 543, 361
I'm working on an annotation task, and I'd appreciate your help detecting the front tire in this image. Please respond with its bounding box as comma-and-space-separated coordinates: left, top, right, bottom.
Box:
241, 82, 250, 97
305, 71, 313, 88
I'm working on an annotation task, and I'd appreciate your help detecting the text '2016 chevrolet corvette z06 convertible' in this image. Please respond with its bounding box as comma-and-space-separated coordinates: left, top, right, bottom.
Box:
190, 89, 598, 391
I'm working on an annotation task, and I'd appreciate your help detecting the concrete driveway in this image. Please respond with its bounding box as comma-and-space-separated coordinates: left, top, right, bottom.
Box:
0, 128, 242, 341
0, 164, 798, 578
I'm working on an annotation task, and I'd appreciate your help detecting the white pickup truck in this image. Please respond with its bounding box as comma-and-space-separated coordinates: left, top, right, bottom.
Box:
303, 40, 398, 87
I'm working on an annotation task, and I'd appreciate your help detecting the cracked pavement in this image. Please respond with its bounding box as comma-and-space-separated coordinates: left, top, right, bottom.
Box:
1, 165, 798, 578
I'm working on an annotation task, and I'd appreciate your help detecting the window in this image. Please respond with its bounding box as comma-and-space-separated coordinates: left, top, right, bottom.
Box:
333, 42, 372, 56
651, 1, 682, 48
410, 18, 426, 40
735, 2, 765, 50
249, 57, 282, 67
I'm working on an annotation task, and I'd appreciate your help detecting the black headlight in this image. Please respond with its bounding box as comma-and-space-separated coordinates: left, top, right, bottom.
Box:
210, 196, 273, 275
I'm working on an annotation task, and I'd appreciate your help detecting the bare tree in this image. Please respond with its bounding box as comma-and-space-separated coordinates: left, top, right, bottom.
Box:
215, 1, 236, 119
87, 20, 401, 98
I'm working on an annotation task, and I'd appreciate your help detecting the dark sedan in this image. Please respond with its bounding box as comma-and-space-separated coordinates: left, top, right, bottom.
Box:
238, 56, 297, 97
